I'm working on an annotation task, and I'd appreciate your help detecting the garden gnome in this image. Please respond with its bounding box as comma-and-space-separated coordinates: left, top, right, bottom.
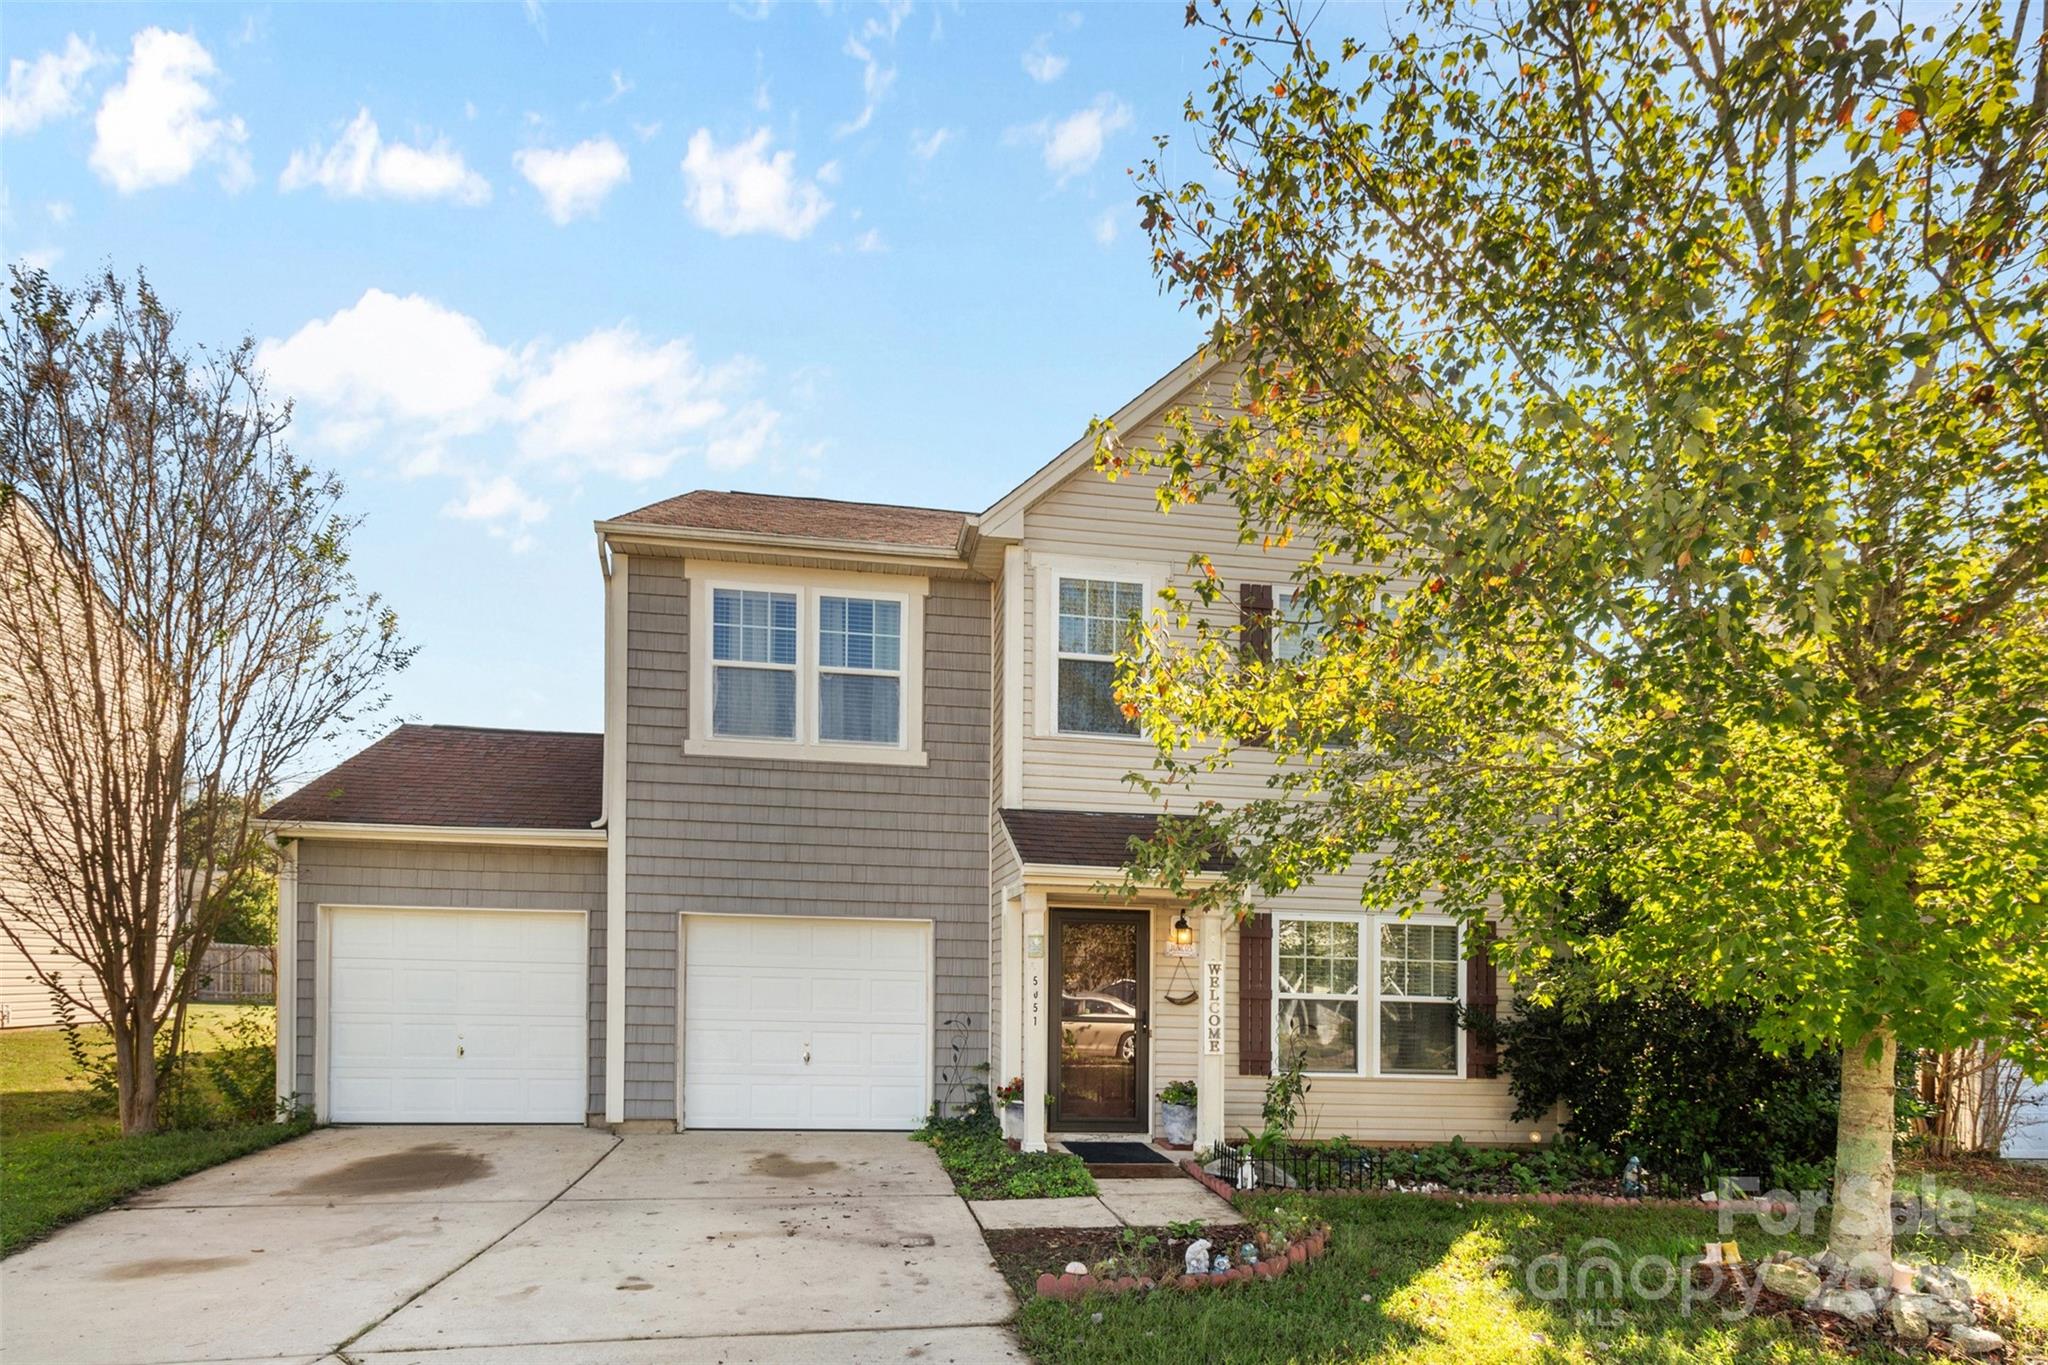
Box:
1184, 1239, 1211, 1276
1622, 1156, 1645, 1198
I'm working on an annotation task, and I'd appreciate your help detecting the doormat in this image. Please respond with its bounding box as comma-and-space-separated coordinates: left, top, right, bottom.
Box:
1061, 1141, 1174, 1165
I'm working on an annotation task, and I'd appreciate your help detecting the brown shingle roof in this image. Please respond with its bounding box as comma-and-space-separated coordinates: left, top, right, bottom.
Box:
264, 724, 603, 830
608, 489, 967, 551
999, 808, 1233, 873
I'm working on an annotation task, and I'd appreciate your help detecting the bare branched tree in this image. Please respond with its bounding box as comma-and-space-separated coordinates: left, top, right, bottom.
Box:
0, 266, 411, 1134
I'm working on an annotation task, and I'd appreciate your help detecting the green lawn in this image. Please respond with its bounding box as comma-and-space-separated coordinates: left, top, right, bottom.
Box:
1, 1004, 312, 1256
1015, 1173, 2048, 1363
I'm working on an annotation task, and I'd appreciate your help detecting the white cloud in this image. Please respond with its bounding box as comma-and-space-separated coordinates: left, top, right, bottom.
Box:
46, 200, 73, 225
633, 119, 662, 142
851, 227, 884, 253
1, 35, 105, 136
835, 35, 896, 137
444, 476, 549, 550
604, 70, 633, 103
680, 128, 832, 239
89, 29, 250, 192
910, 127, 954, 161
1013, 94, 1130, 185
262, 290, 791, 540
515, 137, 629, 224
1021, 38, 1067, 84
1093, 207, 1119, 246
281, 109, 491, 204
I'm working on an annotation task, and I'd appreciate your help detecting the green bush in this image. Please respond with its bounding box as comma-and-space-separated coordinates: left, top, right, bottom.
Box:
912, 1109, 1096, 1200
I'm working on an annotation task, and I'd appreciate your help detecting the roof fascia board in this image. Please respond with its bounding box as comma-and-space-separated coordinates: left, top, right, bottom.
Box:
264, 820, 606, 849
594, 520, 966, 570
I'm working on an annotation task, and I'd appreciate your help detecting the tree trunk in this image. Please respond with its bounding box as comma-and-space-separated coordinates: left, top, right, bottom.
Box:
1829, 1031, 1897, 1267
112, 1010, 161, 1136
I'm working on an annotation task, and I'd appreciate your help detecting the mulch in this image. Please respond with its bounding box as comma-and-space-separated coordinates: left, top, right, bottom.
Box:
983, 1223, 1258, 1299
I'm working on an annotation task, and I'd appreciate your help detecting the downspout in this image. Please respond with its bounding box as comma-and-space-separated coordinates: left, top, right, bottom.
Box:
598, 535, 630, 1126
271, 833, 297, 1117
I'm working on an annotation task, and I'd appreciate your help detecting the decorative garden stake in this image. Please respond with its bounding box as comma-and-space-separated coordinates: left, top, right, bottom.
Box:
1622, 1157, 1645, 1198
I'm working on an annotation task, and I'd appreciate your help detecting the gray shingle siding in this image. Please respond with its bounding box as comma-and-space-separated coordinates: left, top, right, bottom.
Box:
289, 839, 607, 1116
622, 556, 992, 1124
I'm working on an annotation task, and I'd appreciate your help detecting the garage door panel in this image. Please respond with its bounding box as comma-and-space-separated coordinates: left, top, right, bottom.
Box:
683, 915, 929, 1130
326, 908, 585, 1124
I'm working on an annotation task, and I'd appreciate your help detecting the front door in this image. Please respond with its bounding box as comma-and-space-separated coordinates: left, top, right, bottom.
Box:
1048, 911, 1148, 1131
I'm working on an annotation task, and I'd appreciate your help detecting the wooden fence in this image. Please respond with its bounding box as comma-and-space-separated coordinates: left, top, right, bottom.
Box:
193, 942, 275, 1003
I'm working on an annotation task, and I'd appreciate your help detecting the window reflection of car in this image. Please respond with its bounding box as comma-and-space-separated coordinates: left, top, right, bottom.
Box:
1059, 991, 1138, 1060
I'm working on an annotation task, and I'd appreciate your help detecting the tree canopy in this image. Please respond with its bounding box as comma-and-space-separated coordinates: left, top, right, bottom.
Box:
1109, 0, 2048, 1265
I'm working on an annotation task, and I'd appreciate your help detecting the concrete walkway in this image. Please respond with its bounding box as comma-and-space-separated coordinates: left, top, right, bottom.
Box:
0, 1127, 1023, 1365
969, 1176, 1239, 1231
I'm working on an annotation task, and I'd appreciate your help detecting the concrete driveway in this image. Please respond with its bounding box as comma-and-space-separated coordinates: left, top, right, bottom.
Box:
0, 1127, 1023, 1365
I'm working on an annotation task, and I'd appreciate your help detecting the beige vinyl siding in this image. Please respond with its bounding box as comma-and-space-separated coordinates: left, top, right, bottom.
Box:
1134, 905, 1542, 1145
0, 505, 115, 1029
290, 838, 607, 1116
622, 557, 991, 1124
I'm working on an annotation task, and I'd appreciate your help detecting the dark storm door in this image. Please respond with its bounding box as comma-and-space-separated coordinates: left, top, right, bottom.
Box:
1048, 910, 1148, 1131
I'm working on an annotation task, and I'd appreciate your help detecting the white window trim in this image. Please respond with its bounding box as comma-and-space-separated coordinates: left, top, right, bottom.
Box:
686, 562, 929, 767
1035, 555, 1165, 742
1270, 910, 1466, 1081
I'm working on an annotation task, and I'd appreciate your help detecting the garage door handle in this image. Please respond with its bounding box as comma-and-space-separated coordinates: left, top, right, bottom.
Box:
803, 1044, 811, 1064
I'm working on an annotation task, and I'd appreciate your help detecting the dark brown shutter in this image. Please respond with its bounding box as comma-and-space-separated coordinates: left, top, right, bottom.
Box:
1240, 584, 1274, 748
1466, 923, 1499, 1078
1238, 912, 1273, 1077
1240, 583, 1274, 664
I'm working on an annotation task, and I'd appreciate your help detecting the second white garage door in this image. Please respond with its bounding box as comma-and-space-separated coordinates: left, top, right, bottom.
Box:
683, 915, 930, 1130
325, 906, 587, 1123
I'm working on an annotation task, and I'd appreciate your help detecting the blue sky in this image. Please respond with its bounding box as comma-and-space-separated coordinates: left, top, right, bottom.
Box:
0, 1, 1391, 772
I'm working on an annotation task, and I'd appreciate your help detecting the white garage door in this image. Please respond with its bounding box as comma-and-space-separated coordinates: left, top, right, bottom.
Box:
683, 915, 929, 1130
326, 907, 586, 1123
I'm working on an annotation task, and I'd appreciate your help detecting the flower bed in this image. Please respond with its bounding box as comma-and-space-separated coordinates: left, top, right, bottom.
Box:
997, 1216, 1333, 1302
913, 1110, 1095, 1200
1182, 1159, 1799, 1217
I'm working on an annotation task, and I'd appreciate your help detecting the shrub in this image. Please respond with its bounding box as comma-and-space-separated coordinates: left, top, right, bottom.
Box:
1490, 984, 1841, 1188
912, 1108, 1096, 1200
1158, 1079, 1197, 1108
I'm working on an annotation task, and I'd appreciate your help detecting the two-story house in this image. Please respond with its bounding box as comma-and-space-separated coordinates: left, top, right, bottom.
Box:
264, 352, 1529, 1151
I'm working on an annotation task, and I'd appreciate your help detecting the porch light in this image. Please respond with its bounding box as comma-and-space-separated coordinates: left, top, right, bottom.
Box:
1171, 911, 1195, 948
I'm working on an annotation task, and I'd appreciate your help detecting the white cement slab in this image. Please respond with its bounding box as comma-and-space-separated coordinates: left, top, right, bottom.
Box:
1094, 1177, 1240, 1226
968, 1196, 1120, 1230
564, 1130, 953, 1201
355, 1326, 1029, 1363
126, 1124, 618, 1207
352, 1193, 1014, 1353
0, 1199, 549, 1365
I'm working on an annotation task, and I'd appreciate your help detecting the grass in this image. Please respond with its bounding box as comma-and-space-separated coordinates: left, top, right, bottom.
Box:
1, 1004, 312, 1256
1014, 1170, 2048, 1363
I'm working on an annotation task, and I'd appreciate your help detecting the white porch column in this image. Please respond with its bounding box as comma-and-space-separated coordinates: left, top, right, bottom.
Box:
1021, 888, 1050, 1153
1000, 891, 1023, 1087
1196, 908, 1228, 1150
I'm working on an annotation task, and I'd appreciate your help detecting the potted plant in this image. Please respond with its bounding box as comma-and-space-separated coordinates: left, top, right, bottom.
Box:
995, 1076, 1025, 1141
1158, 1079, 1198, 1146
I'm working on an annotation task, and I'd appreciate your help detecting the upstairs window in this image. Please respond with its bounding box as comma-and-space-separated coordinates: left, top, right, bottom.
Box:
1055, 576, 1145, 735
1272, 586, 1325, 664
689, 570, 928, 766
711, 589, 798, 739
818, 595, 902, 745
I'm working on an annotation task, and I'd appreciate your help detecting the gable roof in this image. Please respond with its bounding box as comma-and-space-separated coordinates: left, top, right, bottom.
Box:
977, 346, 1225, 539
999, 807, 1233, 873
264, 724, 603, 831
606, 490, 968, 552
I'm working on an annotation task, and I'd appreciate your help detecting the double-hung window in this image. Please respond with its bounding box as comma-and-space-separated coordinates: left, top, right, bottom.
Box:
691, 570, 926, 765
817, 595, 902, 745
710, 589, 798, 739
1272, 586, 1324, 664
1054, 575, 1146, 735
1274, 914, 1464, 1078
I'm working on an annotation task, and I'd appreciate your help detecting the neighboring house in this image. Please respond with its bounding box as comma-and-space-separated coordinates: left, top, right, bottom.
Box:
264, 351, 1531, 1149
0, 499, 115, 1030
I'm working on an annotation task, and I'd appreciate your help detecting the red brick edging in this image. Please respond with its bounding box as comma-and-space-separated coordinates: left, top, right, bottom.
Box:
1183, 1159, 1797, 1217
1034, 1223, 1331, 1302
